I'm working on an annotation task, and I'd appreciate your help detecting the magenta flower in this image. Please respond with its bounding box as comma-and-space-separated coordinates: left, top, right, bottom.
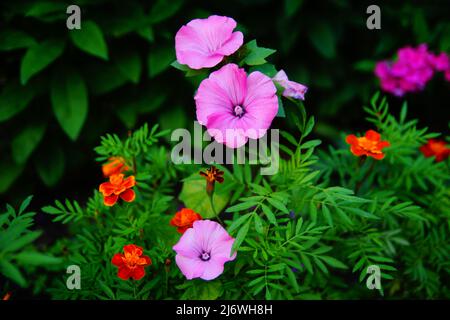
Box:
273, 70, 308, 100
445, 69, 450, 82
429, 52, 449, 72
173, 220, 236, 281
175, 15, 244, 70
195, 63, 278, 148
374, 44, 446, 97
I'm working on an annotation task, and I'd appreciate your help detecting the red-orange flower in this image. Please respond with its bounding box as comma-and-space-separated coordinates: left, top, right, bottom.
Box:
2, 292, 11, 301
200, 166, 224, 195
111, 244, 151, 280
99, 174, 136, 206
346, 130, 390, 160
170, 208, 202, 234
102, 157, 129, 177
420, 139, 450, 162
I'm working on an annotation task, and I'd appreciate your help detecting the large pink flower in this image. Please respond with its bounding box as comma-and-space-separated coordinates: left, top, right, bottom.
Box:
195, 63, 279, 148
173, 220, 236, 281
175, 15, 244, 70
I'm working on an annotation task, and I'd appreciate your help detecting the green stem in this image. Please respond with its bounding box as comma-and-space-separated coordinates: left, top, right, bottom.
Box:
133, 280, 138, 300
355, 158, 375, 195
209, 193, 223, 225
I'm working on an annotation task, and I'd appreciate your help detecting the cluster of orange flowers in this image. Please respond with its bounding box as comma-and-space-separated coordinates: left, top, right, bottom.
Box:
110, 166, 224, 281
346, 130, 449, 162
99, 157, 136, 206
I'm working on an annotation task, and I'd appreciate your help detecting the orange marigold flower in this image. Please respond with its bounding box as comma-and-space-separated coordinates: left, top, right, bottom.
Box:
200, 166, 224, 195
345, 130, 390, 160
420, 139, 450, 162
2, 292, 11, 300
111, 244, 151, 280
170, 208, 202, 234
102, 157, 129, 177
99, 174, 136, 206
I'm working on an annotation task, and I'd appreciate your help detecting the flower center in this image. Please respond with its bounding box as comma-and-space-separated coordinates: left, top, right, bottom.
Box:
358, 137, 381, 154
233, 105, 245, 118
124, 252, 141, 268
200, 251, 211, 261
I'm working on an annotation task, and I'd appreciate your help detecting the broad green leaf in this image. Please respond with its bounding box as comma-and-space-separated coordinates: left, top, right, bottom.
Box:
0, 29, 37, 51
179, 173, 231, 218
284, 0, 304, 18
226, 201, 258, 213
26, 2, 66, 19
171, 60, 190, 72
232, 220, 250, 253
85, 63, 128, 95
322, 204, 333, 227
0, 160, 24, 193
20, 38, 65, 84
354, 60, 376, 72
50, 68, 88, 140
196, 281, 223, 300
249, 64, 278, 77
35, 145, 65, 187
5, 231, 41, 253
320, 256, 347, 269
254, 213, 264, 234
227, 212, 252, 234
137, 27, 155, 42
98, 280, 115, 299
19, 195, 34, 215
277, 96, 285, 117
160, 106, 187, 131
148, 46, 175, 78
242, 40, 276, 66
11, 122, 47, 164
103, 3, 147, 37
70, 21, 108, 60
115, 50, 142, 83
148, 0, 184, 24
0, 260, 27, 287
413, 10, 429, 43
308, 23, 336, 59
14, 251, 62, 265
267, 197, 289, 214
0, 82, 38, 122
261, 204, 277, 225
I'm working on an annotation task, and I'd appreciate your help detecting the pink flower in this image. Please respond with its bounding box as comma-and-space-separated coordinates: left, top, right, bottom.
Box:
430, 52, 450, 72
445, 69, 450, 82
173, 220, 236, 281
175, 15, 244, 70
195, 63, 278, 148
273, 70, 308, 100
374, 44, 437, 97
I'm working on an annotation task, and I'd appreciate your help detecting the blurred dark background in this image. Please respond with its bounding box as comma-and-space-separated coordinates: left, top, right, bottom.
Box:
1, 0, 449, 213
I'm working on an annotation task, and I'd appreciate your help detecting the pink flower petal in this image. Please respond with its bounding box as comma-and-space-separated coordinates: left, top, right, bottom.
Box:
175, 255, 206, 280
199, 260, 225, 281
173, 228, 202, 258
173, 220, 236, 281
273, 70, 307, 100
206, 112, 249, 148
195, 64, 278, 148
175, 15, 243, 69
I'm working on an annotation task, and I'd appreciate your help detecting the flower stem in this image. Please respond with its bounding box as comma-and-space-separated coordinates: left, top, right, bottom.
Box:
132, 280, 138, 300
355, 158, 375, 195
209, 193, 223, 225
